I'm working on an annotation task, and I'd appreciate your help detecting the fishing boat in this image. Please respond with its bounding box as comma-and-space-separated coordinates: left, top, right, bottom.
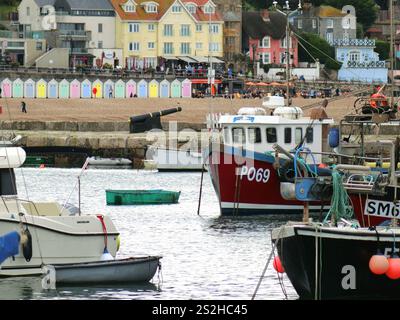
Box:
41, 256, 162, 288
0, 145, 120, 276
106, 189, 181, 205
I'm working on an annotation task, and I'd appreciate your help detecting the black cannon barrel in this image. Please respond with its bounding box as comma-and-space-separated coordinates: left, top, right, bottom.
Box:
130, 107, 182, 123
129, 107, 183, 133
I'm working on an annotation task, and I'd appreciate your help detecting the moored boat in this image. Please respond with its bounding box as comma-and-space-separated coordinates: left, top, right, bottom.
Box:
41, 256, 162, 287
106, 189, 181, 205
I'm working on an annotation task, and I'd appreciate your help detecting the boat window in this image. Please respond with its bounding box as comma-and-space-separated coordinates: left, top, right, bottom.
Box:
248, 127, 262, 143
266, 127, 277, 143
295, 128, 303, 144
232, 127, 245, 144
284, 128, 291, 144
306, 127, 313, 143
223, 127, 230, 143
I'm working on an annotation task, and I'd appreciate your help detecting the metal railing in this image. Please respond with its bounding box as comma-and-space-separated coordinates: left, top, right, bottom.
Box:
329, 38, 376, 47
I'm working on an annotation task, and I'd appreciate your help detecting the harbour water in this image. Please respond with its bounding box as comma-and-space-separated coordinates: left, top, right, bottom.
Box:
3, 168, 298, 300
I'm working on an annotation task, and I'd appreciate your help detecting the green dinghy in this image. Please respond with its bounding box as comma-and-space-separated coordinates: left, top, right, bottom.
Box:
106, 189, 181, 205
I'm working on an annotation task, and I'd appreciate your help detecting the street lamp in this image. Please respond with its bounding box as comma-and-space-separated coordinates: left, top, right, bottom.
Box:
273, 0, 302, 107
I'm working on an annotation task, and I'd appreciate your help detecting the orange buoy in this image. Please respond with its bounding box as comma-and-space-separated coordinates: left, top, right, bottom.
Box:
386, 255, 400, 279
273, 256, 285, 273
369, 254, 389, 275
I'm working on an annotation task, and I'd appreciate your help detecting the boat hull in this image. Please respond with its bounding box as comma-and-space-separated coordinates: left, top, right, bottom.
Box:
273, 225, 400, 299
44, 256, 161, 284
106, 190, 181, 205
0, 215, 119, 277
208, 145, 328, 216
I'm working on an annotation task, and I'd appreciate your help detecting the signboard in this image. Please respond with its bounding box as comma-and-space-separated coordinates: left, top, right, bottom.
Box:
364, 199, 400, 218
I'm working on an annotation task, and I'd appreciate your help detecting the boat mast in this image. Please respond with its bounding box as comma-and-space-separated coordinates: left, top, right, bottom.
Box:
390, 0, 395, 108
285, 1, 290, 107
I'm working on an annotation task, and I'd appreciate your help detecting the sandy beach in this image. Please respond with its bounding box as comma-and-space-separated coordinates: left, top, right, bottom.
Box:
0, 96, 358, 123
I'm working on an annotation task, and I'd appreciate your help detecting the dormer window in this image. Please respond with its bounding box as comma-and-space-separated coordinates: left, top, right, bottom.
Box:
143, 2, 158, 13
186, 4, 196, 14
172, 4, 182, 13
204, 4, 215, 14
123, 0, 137, 13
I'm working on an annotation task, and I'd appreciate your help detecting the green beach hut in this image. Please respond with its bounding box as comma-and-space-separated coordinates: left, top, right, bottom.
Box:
115, 80, 125, 98
12, 78, 23, 98
171, 79, 181, 98
59, 79, 69, 98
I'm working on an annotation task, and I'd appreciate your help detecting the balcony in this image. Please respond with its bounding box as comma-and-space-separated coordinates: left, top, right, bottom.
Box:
69, 48, 88, 54
0, 30, 44, 39
330, 39, 376, 47
58, 30, 91, 41
346, 60, 386, 68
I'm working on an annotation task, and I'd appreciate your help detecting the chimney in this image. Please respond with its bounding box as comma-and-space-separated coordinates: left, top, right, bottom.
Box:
261, 9, 270, 22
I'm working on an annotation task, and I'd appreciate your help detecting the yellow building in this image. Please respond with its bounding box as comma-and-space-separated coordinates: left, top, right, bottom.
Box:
111, 0, 224, 69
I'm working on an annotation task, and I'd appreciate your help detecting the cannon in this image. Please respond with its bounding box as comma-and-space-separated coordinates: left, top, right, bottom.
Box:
129, 107, 182, 133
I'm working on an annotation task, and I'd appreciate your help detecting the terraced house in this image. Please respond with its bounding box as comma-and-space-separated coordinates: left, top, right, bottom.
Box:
111, 0, 224, 69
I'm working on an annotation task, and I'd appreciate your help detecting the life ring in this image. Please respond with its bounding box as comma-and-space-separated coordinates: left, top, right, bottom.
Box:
21, 228, 32, 262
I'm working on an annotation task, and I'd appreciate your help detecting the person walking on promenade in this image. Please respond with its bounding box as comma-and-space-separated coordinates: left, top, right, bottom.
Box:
21, 101, 27, 113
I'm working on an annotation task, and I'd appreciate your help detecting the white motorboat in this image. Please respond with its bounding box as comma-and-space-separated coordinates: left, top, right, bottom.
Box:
0, 146, 120, 276
150, 147, 205, 172
41, 256, 162, 288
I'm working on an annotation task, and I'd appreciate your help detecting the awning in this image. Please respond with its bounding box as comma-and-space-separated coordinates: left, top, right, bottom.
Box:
161, 56, 179, 60
191, 78, 222, 84
177, 56, 198, 63
192, 56, 210, 63
209, 57, 224, 64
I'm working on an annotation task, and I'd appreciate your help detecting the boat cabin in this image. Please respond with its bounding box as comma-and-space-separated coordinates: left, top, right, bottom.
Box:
219, 106, 334, 163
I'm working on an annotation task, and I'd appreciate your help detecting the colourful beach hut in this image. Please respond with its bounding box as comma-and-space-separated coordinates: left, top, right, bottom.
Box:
159, 80, 170, 98
137, 80, 148, 98
81, 79, 91, 99
59, 79, 70, 98
12, 78, 23, 98
115, 80, 125, 98
36, 79, 47, 99
92, 79, 103, 98
149, 80, 159, 98
125, 80, 136, 98
181, 79, 192, 98
47, 79, 58, 99
1, 78, 12, 98
70, 79, 81, 98
104, 80, 114, 99
171, 79, 181, 98
24, 79, 35, 98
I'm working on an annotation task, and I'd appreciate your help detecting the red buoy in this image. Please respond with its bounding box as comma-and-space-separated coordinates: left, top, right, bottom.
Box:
369, 254, 389, 275
273, 256, 285, 273
386, 256, 400, 280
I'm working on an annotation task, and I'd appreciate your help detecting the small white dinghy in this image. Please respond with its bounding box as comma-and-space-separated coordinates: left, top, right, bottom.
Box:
41, 256, 162, 289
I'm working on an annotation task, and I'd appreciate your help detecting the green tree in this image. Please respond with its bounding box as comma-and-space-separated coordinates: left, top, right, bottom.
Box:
375, 40, 390, 61
298, 32, 341, 70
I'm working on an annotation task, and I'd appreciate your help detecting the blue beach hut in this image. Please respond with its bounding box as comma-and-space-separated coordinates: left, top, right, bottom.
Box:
160, 79, 170, 98
24, 79, 35, 98
137, 80, 148, 98
47, 79, 58, 99
81, 79, 91, 99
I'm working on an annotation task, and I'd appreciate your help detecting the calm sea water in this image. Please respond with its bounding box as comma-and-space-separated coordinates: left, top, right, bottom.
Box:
3, 168, 299, 300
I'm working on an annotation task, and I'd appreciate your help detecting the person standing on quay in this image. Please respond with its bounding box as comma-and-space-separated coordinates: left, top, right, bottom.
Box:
21, 101, 27, 113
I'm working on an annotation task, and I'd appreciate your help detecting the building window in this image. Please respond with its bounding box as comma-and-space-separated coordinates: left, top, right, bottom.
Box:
148, 24, 155, 31
164, 24, 173, 36
349, 51, 360, 62
280, 52, 286, 64
26, 7, 30, 16
232, 127, 245, 144
146, 57, 157, 67
209, 42, 219, 52
98, 23, 103, 33
145, 4, 157, 13
181, 24, 190, 36
98, 41, 103, 49
36, 42, 43, 51
280, 36, 292, 48
148, 42, 155, 49
124, 5, 135, 12
298, 19, 302, 29
210, 24, 219, 34
196, 24, 202, 32
164, 42, 173, 54
312, 19, 317, 29
327, 19, 334, 28
129, 42, 140, 51
204, 5, 215, 14
172, 4, 182, 12
248, 128, 262, 144
266, 128, 277, 143
180, 42, 191, 54
284, 128, 291, 144
262, 53, 270, 64
186, 4, 196, 14
129, 23, 139, 33
325, 32, 333, 43
223, 127, 230, 144
260, 36, 270, 48
196, 42, 202, 50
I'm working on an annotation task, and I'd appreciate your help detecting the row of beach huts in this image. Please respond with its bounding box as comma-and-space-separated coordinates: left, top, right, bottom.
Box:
0, 78, 194, 99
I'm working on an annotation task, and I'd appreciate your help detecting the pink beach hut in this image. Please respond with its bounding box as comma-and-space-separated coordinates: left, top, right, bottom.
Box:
181, 79, 192, 98
1, 78, 12, 98
125, 80, 136, 98
70, 79, 81, 98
